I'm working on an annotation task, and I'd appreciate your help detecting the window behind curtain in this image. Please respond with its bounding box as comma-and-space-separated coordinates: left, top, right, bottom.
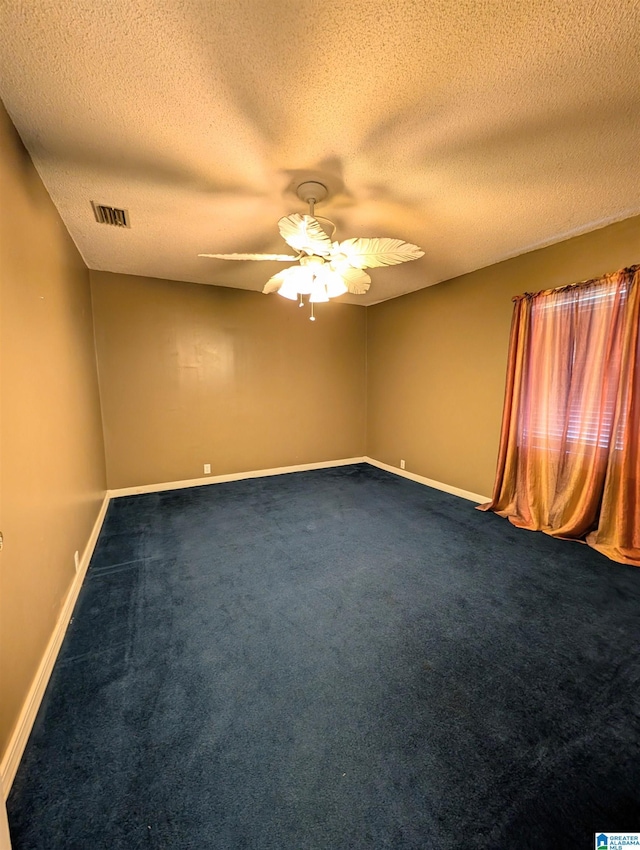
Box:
521, 279, 628, 453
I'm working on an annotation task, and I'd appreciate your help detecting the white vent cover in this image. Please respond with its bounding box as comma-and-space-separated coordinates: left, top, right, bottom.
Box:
91, 202, 130, 227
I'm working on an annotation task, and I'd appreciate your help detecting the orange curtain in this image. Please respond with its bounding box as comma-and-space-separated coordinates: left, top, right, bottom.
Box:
480, 265, 640, 566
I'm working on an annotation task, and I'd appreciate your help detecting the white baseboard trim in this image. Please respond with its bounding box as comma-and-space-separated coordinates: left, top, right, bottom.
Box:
108, 457, 367, 498
0, 778, 11, 850
1, 494, 110, 800
364, 456, 491, 504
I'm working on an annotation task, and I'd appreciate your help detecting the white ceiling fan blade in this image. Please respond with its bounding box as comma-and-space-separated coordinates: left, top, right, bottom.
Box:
340, 267, 371, 294
336, 238, 424, 269
199, 252, 298, 261
278, 214, 333, 256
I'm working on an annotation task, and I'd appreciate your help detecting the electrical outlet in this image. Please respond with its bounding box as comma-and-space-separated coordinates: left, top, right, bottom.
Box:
400, 459, 406, 470
74, 550, 80, 572
204, 463, 211, 475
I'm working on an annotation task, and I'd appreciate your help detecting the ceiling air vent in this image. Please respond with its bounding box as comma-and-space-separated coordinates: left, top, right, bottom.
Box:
91, 202, 130, 228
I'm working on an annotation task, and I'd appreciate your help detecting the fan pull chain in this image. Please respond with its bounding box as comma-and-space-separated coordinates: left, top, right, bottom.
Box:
310, 302, 315, 322
299, 294, 304, 308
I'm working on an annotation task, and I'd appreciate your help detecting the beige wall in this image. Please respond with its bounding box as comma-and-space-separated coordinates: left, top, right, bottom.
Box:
90, 272, 367, 489
2, 81, 638, 782
0, 103, 107, 761
367, 215, 640, 498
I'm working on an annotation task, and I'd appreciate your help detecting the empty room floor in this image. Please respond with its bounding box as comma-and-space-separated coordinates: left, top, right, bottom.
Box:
8, 464, 640, 849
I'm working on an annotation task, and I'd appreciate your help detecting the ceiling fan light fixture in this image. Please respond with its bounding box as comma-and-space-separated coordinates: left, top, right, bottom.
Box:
309, 283, 329, 303
199, 178, 424, 319
324, 271, 348, 298
294, 266, 315, 295
276, 275, 301, 301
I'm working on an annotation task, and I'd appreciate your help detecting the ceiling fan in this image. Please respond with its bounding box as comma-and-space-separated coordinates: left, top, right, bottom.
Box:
199, 181, 424, 320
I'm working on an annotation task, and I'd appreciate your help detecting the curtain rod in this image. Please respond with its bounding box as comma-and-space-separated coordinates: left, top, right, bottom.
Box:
512, 263, 639, 302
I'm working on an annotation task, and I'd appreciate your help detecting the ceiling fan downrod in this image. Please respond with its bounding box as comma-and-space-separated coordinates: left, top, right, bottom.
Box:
295, 181, 330, 320
296, 180, 328, 219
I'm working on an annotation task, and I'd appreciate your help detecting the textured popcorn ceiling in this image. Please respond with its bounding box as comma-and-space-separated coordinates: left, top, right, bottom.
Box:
1, 0, 639, 304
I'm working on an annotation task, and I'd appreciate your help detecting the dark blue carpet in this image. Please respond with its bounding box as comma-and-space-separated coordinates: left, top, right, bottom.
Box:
7, 464, 640, 849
